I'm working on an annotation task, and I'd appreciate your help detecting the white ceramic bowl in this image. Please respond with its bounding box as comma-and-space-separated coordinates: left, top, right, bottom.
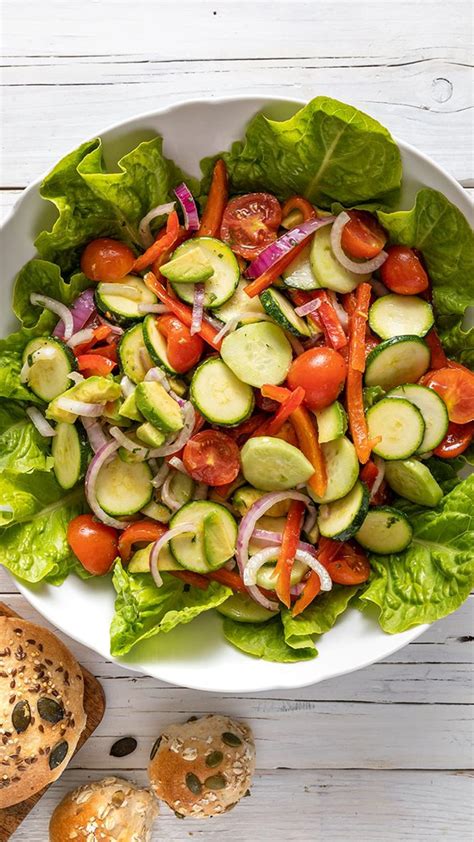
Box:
2, 96, 471, 693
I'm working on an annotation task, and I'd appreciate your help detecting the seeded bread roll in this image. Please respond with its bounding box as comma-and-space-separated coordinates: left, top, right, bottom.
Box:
148, 713, 255, 819
0, 616, 86, 808
49, 776, 158, 842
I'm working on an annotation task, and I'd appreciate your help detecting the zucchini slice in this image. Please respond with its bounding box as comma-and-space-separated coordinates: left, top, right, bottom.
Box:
241, 436, 315, 491
170, 237, 239, 308
95, 455, 153, 516
167, 471, 195, 507
310, 225, 371, 293
256, 558, 308, 590
141, 499, 172, 523
318, 480, 369, 540
384, 459, 443, 507
307, 436, 358, 503
190, 357, 254, 426
142, 314, 178, 375
367, 397, 425, 460
95, 276, 157, 323
282, 243, 319, 290
170, 501, 238, 573
119, 323, 154, 384
356, 506, 413, 554
369, 294, 434, 340
365, 335, 431, 390
259, 287, 311, 338
213, 280, 265, 325
386, 384, 449, 453
314, 401, 348, 443
221, 322, 292, 388
52, 422, 90, 490
23, 337, 76, 402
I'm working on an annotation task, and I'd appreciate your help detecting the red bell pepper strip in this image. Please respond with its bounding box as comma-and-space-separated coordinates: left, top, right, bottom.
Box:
425, 328, 449, 369
292, 572, 321, 616
73, 324, 112, 356
312, 290, 347, 349
280, 196, 317, 225
171, 570, 209, 590
76, 353, 116, 377
132, 210, 180, 273
198, 159, 228, 237
143, 272, 222, 351
350, 283, 371, 373
244, 239, 310, 299
89, 342, 119, 363
152, 226, 189, 278
360, 460, 379, 489
206, 568, 248, 593
118, 520, 167, 563
266, 387, 305, 436
274, 500, 305, 608
347, 282, 373, 464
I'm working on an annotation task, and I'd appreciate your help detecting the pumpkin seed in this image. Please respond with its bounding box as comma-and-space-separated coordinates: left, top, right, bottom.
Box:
37, 697, 64, 724
49, 740, 68, 770
185, 772, 202, 795
205, 773, 227, 790
222, 731, 242, 747
150, 736, 162, 760
12, 700, 31, 733
205, 750, 223, 768
110, 737, 137, 757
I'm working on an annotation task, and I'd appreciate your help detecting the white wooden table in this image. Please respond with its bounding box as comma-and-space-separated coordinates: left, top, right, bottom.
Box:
1, 2, 473, 839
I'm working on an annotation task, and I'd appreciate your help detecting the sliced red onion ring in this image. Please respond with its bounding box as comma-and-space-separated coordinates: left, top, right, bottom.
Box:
68, 371, 85, 384
251, 528, 316, 557
246, 217, 335, 280
137, 303, 169, 315
149, 522, 194, 587
370, 455, 386, 502
174, 183, 199, 232
53, 288, 96, 339
244, 547, 332, 595
290, 582, 306, 597
85, 440, 130, 529
139, 202, 176, 248
55, 397, 105, 417
203, 313, 224, 331
66, 327, 95, 348
303, 503, 317, 535
81, 416, 109, 453
109, 426, 148, 461
285, 331, 305, 356
168, 456, 187, 474
214, 316, 239, 343
151, 460, 170, 488
330, 212, 388, 274
99, 318, 124, 335
120, 375, 135, 398
30, 293, 74, 341
327, 291, 349, 332
148, 402, 196, 457
26, 406, 56, 437
160, 473, 182, 512
190, 283, 205, 336
369, 277, 390, 298
295, 298, 321, 317
214, 311, 269, 343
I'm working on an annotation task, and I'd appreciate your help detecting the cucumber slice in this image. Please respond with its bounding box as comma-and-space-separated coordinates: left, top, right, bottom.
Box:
356, 506, 413, 554
318, 480, 369, 540
213, 280, 265, 325
282, 243, 319, 290
256, 558, 308, 590
128, 541, 182, 574
170, 237, 239, 308
160, 245, 215, 284
369, 294, 434, 340
142, 314, 178, 375
365, 335, 430, 390
203, 509, 238, 568
23, 337, 76, 402
367, 397, 425, 460
168, 471, 195, 507
216, 593, 277, 623
190, 357, 254, 426
170, 501, 237, 573
95, 276, 157, 322
221, 322, 292, 388
135, 381, 183, 433
386, 384, 449, 453
141, 500, 172, 523
384, 459, 443, 507
310, 225, 371, 293
307, 436, 358, 503
241, 436, 314, 491
314, 401, 348, 443
119, 323, 154, 384
95, 455, 152, 516
52, 422, 89, 490
259, 288, 311, 338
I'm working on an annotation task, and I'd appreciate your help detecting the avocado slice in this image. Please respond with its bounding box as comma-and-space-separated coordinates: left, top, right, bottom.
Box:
119, 391, 144, 422
232, 485, 291, 517
135, 381, 184, 433
128, 541, 183, 574
136, 422, 166, 448
203, 510, 237, 568
47, 376, 122, 423
160, 245, 215, 284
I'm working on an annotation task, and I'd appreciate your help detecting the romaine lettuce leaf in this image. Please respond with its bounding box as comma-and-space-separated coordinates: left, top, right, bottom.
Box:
222, 616, 317, 662
378, 189, 474, 366
0, 401, 53, 474
281, 585, 359, 650
0, 328, 46, 403
360, 474, 474, 633
201, 96, 402, 209
13, 259, 90, 332
110, 562, 231, 656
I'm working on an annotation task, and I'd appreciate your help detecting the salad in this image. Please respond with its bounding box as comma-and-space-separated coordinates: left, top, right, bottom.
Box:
1, 96, 473, 664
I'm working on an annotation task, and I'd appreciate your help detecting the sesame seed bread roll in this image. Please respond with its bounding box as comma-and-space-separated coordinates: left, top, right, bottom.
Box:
0, 616, 86, 808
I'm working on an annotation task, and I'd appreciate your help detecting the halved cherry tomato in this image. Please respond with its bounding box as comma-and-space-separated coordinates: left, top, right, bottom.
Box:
322, 542, 371, 585
287, 347, 347, 411
422, 365, 474, 423
118, 519, 167, 563
76, 353, 116, 377
380, 245, 429, 295
80, 238, 135, 282
183, 430, 241, 486
424, 329, 449, 369
220, 193, 282, 259
156, 314, 204, 373
67, 514, 118, 575
341, 210, 387, 259
433, 421, 474, 458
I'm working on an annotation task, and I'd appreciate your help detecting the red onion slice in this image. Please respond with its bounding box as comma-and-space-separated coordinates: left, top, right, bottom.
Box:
99, 318, 124, 336
30, 293, 74, 341
151, 460, 170, 488
174, 183, 200, 232
81, 416, 109, 453
149, 522, 195, 587
53, 288, 96, 339
246, 217, 335, 280
168, 456, 188, 474
55, 397, 105, 417
160, 473, 182, 513
66, 327, 95, 348
330, 212, 388, 274
137, 303, 169, 315
294, 298, 321, 317
67, 372, 85, 384
251, 528, 316, 557
193, 482, 208, 501
109, 426, 149, 461
369, 277, 390, 298
190, 283, 205, 335
139, 202, 176, 248
26, 406, 56, 437
326, 291, 349, 332
245, 546, 331, 594
370, 455, 385, 502
85, 440, 131, 529
120, 376, 135, 398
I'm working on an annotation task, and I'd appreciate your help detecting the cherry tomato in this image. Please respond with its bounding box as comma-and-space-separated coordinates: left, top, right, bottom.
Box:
341, 211, 387, 259
183, 430, 241, 486
433, 421, 474, 458
323, 543, 371, 585
422, 366, 474, 423
157, 314, 204, 373
380, 245, 429, 295
80, 238, 135, 282
220, 193, 282, 259
287, 348, 347, 411
67, 514, 118, 575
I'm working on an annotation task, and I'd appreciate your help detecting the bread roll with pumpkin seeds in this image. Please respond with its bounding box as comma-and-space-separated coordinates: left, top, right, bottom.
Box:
148, 713, 255, 818
49, 776, 158, 841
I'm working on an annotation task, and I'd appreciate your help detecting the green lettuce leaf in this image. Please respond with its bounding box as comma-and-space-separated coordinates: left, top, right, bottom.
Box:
281, 585, 359, 650
110, 562, 231, 656
360, 474, 474, 633
0, 471, 85, 583
0, 401, 53, 474
0, 328, 46, 403
13, 259, 90, 332
201, 96, 402, 209
222, 616, 317, 662
378, 189, 474, 366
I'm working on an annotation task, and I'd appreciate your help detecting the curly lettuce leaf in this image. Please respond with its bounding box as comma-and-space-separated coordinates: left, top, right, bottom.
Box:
0, 471, 85, 583
222, 616, 317, 662
0, 401, 53, 474
0, 328, 46, 403
360, 474, 474, 633
281, 585, 359, 650
13, 259, 90, 332
110, 562, 231, 656
378, 189, 474, 366
201, 96, 402, 210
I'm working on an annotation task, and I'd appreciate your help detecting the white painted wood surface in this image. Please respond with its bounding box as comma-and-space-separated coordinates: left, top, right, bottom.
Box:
1, 1, 473, 839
